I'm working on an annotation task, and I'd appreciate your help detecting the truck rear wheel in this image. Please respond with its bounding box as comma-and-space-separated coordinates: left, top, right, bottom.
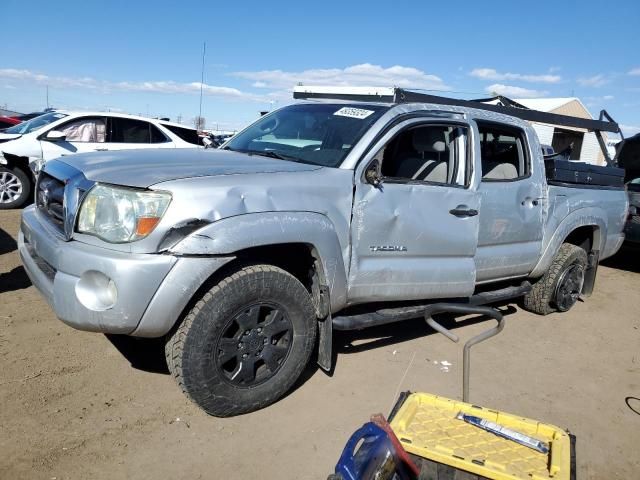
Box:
165, 264, 317, 417
523, 243, 588, 315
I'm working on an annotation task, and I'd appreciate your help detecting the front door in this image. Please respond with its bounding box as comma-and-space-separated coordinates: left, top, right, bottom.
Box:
348, 121, 480, 303
40, 116, 108, 160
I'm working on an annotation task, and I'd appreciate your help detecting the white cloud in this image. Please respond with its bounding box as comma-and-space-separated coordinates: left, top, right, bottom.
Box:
628, 68, 640, 76
232, 63, 450, 91
577, 74, 609, 87
470, 68, 561, 83
485, 84, 548, 97
584, 95, 615, 107
0, 68, 266, 101
620, 124, 640, 137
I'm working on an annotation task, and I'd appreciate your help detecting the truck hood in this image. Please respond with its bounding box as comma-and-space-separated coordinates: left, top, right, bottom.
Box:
56, 148, 321, 188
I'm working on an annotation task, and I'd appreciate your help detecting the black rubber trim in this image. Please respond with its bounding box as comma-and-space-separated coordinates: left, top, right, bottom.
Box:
388, 390, 411, 422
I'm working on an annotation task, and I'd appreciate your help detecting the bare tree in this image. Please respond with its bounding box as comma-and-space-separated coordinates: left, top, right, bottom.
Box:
193, 116, 206, 130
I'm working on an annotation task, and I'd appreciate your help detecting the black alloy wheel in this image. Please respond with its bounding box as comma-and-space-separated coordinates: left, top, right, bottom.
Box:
216, 303, 293, 387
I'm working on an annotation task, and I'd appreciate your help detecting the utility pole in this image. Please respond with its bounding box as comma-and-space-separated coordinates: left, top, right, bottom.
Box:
198, 42, 206, 128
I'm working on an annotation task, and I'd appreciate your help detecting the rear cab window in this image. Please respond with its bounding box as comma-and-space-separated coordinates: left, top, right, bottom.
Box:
477, 122, 530, 181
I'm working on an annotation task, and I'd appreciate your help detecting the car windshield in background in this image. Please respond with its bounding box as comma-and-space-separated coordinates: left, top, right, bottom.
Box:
4, 112, 68, 134
225, 103, 388, 167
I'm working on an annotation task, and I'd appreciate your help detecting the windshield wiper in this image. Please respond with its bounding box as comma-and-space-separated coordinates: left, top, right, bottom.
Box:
232, 148, 302, 162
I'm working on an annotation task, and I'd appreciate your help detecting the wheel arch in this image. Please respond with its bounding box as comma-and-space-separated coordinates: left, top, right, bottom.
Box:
531, 207, 606, 278
1, 152, 31, 172
169, 211, 349, 312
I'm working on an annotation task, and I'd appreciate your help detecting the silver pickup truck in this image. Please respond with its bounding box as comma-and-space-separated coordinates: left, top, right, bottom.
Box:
19, 88, 628, 416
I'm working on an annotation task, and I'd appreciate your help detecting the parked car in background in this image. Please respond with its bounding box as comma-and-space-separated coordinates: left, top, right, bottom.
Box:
541, 144, 554, 156
0, 116, 22, 130
0, 111, 49, 130
616, 132, 640, 245
0, 112, 201, 209
14, 111, 49, 122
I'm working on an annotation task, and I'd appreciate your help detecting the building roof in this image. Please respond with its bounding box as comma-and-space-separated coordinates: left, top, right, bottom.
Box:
513, 97, 576, 111
0, 108, 22, 117
513, 98, 598, 131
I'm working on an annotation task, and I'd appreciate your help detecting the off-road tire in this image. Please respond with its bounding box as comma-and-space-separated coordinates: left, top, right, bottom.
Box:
165, 264, 317, 417
0, 165, 32, 209
522, 243, 588, 315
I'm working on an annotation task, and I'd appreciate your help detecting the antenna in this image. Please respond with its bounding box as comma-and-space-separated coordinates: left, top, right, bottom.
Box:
46, 85, 49, 109
198, 41, 206, 129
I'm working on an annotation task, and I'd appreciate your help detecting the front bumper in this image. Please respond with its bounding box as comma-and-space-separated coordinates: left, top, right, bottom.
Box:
19, 206, 233, 337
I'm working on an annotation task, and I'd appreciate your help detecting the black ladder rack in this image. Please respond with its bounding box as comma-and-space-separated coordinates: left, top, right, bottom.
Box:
293, 86, 622, 165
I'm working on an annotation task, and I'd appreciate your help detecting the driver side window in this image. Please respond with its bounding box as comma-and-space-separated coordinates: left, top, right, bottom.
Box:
58, 117, 106, 143
379, 124, 466, 186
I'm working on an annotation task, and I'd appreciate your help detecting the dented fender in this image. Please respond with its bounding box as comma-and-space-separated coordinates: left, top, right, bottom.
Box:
170, 211, 349, 312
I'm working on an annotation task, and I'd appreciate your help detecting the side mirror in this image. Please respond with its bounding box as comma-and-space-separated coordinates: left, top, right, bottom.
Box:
45, 130, 67, 142
365, 159, 383, 186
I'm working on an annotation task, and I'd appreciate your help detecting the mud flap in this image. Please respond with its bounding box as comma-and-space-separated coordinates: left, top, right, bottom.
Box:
581, 250, 599, 297
317, 314, 333, 372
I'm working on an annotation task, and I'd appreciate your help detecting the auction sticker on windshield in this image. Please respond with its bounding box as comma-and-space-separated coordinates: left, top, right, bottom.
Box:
333, 107, 375, 119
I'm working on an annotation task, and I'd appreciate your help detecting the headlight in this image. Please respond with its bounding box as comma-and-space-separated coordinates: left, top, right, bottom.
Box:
77, 184, 171, 243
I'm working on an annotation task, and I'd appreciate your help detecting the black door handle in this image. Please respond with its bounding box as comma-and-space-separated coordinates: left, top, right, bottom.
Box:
449, 206, 478, 217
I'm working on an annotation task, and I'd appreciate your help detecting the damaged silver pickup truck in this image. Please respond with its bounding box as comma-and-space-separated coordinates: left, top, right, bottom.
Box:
19, 87, 628, 416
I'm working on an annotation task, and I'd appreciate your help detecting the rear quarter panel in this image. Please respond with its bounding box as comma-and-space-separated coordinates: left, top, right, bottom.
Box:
531, 185, 628, 277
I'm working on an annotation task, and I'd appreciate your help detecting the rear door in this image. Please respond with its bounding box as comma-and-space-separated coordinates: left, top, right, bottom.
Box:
348, 119, 480, 303
474, 121, 545, 282
104, 117, 175, 151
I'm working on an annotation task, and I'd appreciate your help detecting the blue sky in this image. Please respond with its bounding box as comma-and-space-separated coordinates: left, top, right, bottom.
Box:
1, 0, 639, 134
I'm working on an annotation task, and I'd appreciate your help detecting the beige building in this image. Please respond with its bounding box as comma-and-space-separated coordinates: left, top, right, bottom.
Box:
514, 98, 606, 165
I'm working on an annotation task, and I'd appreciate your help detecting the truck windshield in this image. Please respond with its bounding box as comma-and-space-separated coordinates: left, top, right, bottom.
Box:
224, 103, 388, 167
4, 112, 68, 134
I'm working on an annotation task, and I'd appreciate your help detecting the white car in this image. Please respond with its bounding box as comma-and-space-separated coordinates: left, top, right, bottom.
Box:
0, 111, 201, 209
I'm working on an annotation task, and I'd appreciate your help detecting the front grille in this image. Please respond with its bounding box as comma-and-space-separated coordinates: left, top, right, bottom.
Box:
36, 172, 66, 233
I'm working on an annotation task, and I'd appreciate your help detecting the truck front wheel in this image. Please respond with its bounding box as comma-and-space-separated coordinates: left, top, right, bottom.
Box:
165, 264, 317, 417
523, 243, 588, 315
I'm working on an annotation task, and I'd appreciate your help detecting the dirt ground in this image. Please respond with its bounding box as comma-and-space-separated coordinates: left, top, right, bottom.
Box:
1, 208, 639, 480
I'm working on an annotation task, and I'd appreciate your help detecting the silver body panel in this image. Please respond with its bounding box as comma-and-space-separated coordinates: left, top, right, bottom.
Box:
19, 101, 628, 337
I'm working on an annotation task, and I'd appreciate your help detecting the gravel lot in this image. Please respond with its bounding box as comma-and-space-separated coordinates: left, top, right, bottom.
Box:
1, 208, 639, 479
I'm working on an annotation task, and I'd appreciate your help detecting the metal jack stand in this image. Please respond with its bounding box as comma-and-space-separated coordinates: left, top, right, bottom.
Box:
424, 304, 504, 403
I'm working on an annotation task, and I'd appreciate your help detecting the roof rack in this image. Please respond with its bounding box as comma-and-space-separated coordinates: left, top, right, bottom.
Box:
293, 86, 621, 165
293, 86, 620, 134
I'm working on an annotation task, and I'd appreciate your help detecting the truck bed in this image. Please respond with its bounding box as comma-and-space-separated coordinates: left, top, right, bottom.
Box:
544, 159, 625, 189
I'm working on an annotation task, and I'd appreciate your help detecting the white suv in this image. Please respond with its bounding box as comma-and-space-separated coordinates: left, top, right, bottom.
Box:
0, 111, 201, 209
